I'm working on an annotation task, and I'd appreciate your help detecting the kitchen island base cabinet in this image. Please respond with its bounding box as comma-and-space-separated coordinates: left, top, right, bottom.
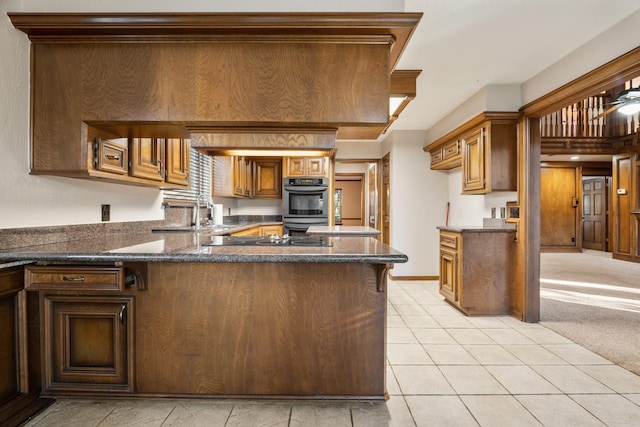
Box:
439, 228, 515, 315
135, 262, 387, 399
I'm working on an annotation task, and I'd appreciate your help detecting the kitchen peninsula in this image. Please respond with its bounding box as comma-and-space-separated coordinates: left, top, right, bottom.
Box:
0, 228, 407, 401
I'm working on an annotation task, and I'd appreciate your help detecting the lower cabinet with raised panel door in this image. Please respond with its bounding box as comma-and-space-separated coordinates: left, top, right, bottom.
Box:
438, 228, 516, 315
24, 264, 136, 396
42, 295, 134, 394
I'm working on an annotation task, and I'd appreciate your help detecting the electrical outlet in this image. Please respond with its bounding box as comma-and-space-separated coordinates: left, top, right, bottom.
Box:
101, 204, 110, 222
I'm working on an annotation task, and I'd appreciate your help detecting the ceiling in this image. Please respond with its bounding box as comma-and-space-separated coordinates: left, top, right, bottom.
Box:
387, 0, 640, 137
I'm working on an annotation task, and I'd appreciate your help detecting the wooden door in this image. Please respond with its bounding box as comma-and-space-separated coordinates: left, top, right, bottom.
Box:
381, 154, 390, 244
129, 138, 163, 181
540, 166, 581, 251
164, 138, 190, 186
582, 177, 607, 251
462, 127, 485, 193
612, 154, 633, 260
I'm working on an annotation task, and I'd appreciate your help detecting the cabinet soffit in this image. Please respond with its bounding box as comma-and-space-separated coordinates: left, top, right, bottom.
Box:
9, 12, 422, 145
8, 12, 422, 72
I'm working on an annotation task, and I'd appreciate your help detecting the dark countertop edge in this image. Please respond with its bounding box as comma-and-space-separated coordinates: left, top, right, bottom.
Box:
151, 221, 283, 236
0, 260, 35, 270
437, 225, 517, 233
0, 254, 408, 264
306, 226, 382, 236
306, 231, 382, 236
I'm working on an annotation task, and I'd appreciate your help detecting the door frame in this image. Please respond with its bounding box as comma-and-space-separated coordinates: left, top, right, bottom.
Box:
520, 46, 640, 322
334, 159, 383, 236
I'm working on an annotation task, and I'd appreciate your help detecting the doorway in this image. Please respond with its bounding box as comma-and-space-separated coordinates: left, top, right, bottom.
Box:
334, 174, 365, 226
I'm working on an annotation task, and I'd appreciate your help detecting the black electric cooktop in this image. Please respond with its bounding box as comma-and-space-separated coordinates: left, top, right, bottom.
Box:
202, 235, 332, 247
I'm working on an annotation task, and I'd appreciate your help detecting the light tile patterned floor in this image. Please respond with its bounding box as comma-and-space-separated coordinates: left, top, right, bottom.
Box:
25, 280, 640, 426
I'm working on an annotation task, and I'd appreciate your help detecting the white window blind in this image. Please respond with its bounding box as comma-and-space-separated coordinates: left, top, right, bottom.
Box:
162, 147, 211, 202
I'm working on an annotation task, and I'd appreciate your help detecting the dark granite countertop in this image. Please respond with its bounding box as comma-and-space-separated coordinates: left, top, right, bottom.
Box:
307, 225, 381, 236
151, 220, 283, 235
0, 230, 408, 265
437, 225, 517, 233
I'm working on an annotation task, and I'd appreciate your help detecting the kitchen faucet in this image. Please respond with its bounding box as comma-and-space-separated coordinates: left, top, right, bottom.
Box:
194, 194, 210, 230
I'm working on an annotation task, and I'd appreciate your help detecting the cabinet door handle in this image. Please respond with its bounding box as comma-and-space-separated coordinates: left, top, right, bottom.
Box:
62, 276, 85, 282
104, 154, 121, 161
119, 304, 127, 327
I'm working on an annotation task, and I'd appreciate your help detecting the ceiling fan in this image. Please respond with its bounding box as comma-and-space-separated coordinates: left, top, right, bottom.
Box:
593, 87, 640, 120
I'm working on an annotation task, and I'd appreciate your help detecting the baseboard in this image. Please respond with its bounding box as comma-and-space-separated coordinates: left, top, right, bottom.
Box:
540, 247, 581, 253
388, 275, 439, 281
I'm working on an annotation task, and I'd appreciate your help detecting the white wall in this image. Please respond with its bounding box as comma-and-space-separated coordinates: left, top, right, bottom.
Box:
424, 84, 521, 145
383, 130, 448, 277
0, 0, 402, 229
445, 170, 517, 227
522, 9, 640, 106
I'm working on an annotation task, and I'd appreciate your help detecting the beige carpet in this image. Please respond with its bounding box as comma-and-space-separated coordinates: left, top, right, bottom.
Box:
540, 250, 640, 375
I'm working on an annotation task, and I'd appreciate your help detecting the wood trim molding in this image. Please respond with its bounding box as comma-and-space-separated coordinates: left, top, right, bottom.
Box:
522, 46, 640, 117
423, 111, 520, 152
8, 12, 422, 71
388, 275, 439, 281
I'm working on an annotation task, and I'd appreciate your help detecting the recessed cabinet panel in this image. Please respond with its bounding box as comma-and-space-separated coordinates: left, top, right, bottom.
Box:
307, 158, 326, 176
253, 159, 282, 198
462, 127, 485, 193
44, 296, 134, 393
439, 248, 458, 302
129, 138, 164, 181
165, 138, 190, 186
287, 158, 306, 176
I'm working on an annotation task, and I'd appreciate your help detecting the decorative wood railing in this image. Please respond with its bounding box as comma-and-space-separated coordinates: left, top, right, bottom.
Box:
540, 89, 640, 154
540, 95, 611, 138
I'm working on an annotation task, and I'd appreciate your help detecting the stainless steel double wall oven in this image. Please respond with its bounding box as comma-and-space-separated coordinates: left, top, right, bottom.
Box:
283, 177, 329, 235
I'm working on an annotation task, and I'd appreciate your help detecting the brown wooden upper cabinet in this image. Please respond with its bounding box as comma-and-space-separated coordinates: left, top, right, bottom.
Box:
93, 137, 190, 188
212, 156, 282, 199
253, 158, 282, 198
424, 112, 518, 194
77, 134, 191, 188
284, 156, 328, 178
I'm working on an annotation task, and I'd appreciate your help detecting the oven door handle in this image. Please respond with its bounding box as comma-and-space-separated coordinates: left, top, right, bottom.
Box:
283, 185, 328, 192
